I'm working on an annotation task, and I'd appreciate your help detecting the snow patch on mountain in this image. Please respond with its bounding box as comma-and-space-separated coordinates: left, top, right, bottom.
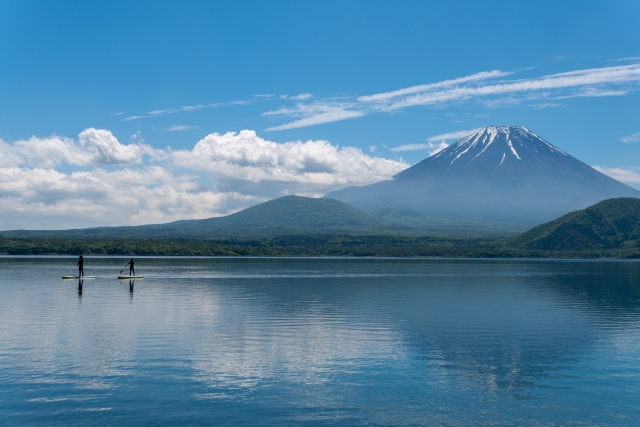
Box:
326, 125, 640, 225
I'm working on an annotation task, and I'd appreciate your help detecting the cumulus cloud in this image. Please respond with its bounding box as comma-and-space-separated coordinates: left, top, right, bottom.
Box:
0, 135, 91, 168
78, 128, 142, 164
168, 130, 408, 197
0, 129, 408, 229
0, 166, 259, 230
0, 129, 142, 168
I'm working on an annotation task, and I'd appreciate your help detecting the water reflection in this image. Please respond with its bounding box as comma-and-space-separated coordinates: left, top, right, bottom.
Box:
0, 257, 638, 425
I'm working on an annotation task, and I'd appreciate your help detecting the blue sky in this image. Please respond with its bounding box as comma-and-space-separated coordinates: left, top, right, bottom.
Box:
0, 1, 639, 229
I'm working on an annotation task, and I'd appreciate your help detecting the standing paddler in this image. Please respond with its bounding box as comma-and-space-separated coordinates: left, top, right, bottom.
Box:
76, 255, 84, 277
126, 258, 135, 276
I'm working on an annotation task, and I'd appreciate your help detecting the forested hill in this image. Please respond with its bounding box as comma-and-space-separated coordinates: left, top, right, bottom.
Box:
1, 196, 389, 238
514, 198, 640, 251
2, 197, 640, 258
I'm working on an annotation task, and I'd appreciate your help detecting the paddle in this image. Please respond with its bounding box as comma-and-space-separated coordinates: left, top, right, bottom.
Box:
119, 263, 129, 274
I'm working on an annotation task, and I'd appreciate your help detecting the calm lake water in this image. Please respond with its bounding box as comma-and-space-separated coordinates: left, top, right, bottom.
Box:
1, 257, 639, 426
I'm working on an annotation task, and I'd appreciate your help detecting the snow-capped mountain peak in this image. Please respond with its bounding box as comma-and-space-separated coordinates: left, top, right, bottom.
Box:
428, 125, 567, 170
326, 125, 640, 225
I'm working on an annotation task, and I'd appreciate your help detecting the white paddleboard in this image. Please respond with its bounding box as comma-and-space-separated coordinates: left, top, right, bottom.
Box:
62, 276, 96, 279
118, 275, 143, 279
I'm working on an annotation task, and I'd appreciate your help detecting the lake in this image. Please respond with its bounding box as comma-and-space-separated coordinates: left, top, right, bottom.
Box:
1, 257, 639, 426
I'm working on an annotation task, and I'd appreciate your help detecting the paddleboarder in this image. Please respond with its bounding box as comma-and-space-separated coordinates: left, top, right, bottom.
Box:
126, 258, 135, 276
76, 256, 84, 277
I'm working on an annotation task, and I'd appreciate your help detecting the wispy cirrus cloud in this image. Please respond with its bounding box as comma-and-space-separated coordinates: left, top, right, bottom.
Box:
118, 62, 640, 132
266, 63, 640, 130
620, 132, 640, 143
358, 70, 511, 103
123, 100, 251, 121
282, 93, 313, 101
593, 166, 640, 188
166, 125, 200, 132
391, 128, 483, 154
391, 142, 449, 156
264, 103, 366, 131
426, 128, 484, 143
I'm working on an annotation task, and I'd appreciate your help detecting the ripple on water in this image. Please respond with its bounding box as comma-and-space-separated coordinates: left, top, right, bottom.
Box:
0, 257, 639, 426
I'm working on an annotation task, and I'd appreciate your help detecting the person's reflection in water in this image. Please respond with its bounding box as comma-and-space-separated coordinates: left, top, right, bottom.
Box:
129, 280, 134, 293
78, 278, 83, 296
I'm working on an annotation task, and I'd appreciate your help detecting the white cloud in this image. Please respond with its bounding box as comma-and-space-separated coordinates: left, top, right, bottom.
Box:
289, 93, 312, 100
391, 141, 449, 156
606, 57, 640, 63
0, 135, 92, 168
0, 129, 408, 229
78, 128, 142, 164
166, 125, 200, 132
123, 99, 253, 121
0, 166, 258, 230
620, 132, 640, 143
391, 143, 430, 152
123, 115, 145, 121
376, 64, 640, 112
357, 70, 511, 103
169, 130, 407, 197
0, 128, 142, 168
0, 129, 142, 168
265, 63, 640, 130
532, 103, 564, 110
117, 63, 640, 131
426, 128, 484, 143
427, 141, 449, 156
264, 104, 365, 131
593, 166, 640, 184
391, 128, 481, 154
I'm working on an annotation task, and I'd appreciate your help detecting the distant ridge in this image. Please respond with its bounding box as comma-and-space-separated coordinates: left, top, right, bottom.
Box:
326, 126, 640, 225
1, 196, 387, 239
514, 197, 640, 251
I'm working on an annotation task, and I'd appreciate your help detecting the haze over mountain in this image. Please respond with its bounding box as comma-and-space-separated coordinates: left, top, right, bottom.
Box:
326, 126, 640, 225
1, 196, 388, 239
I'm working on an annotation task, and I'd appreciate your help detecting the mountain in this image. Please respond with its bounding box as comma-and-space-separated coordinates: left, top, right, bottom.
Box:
326, 126, 640, 225
371, 207, 528, 236
1, 196, 387, 239
513, 197, 640, 251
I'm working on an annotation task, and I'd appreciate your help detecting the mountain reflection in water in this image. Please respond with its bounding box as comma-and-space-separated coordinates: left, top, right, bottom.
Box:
0, 257, 639, 426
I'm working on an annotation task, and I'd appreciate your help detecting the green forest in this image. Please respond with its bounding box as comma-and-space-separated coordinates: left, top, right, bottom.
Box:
2, 198, 639, 258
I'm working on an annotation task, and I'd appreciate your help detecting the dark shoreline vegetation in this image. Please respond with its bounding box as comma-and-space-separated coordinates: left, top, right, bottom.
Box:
1, 198, 638, 259
1, 235, 639, 259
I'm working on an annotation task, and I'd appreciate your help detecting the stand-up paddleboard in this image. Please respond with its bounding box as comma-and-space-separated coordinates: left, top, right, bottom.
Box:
118, 275, 143, 279
62, 276, 96, 279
